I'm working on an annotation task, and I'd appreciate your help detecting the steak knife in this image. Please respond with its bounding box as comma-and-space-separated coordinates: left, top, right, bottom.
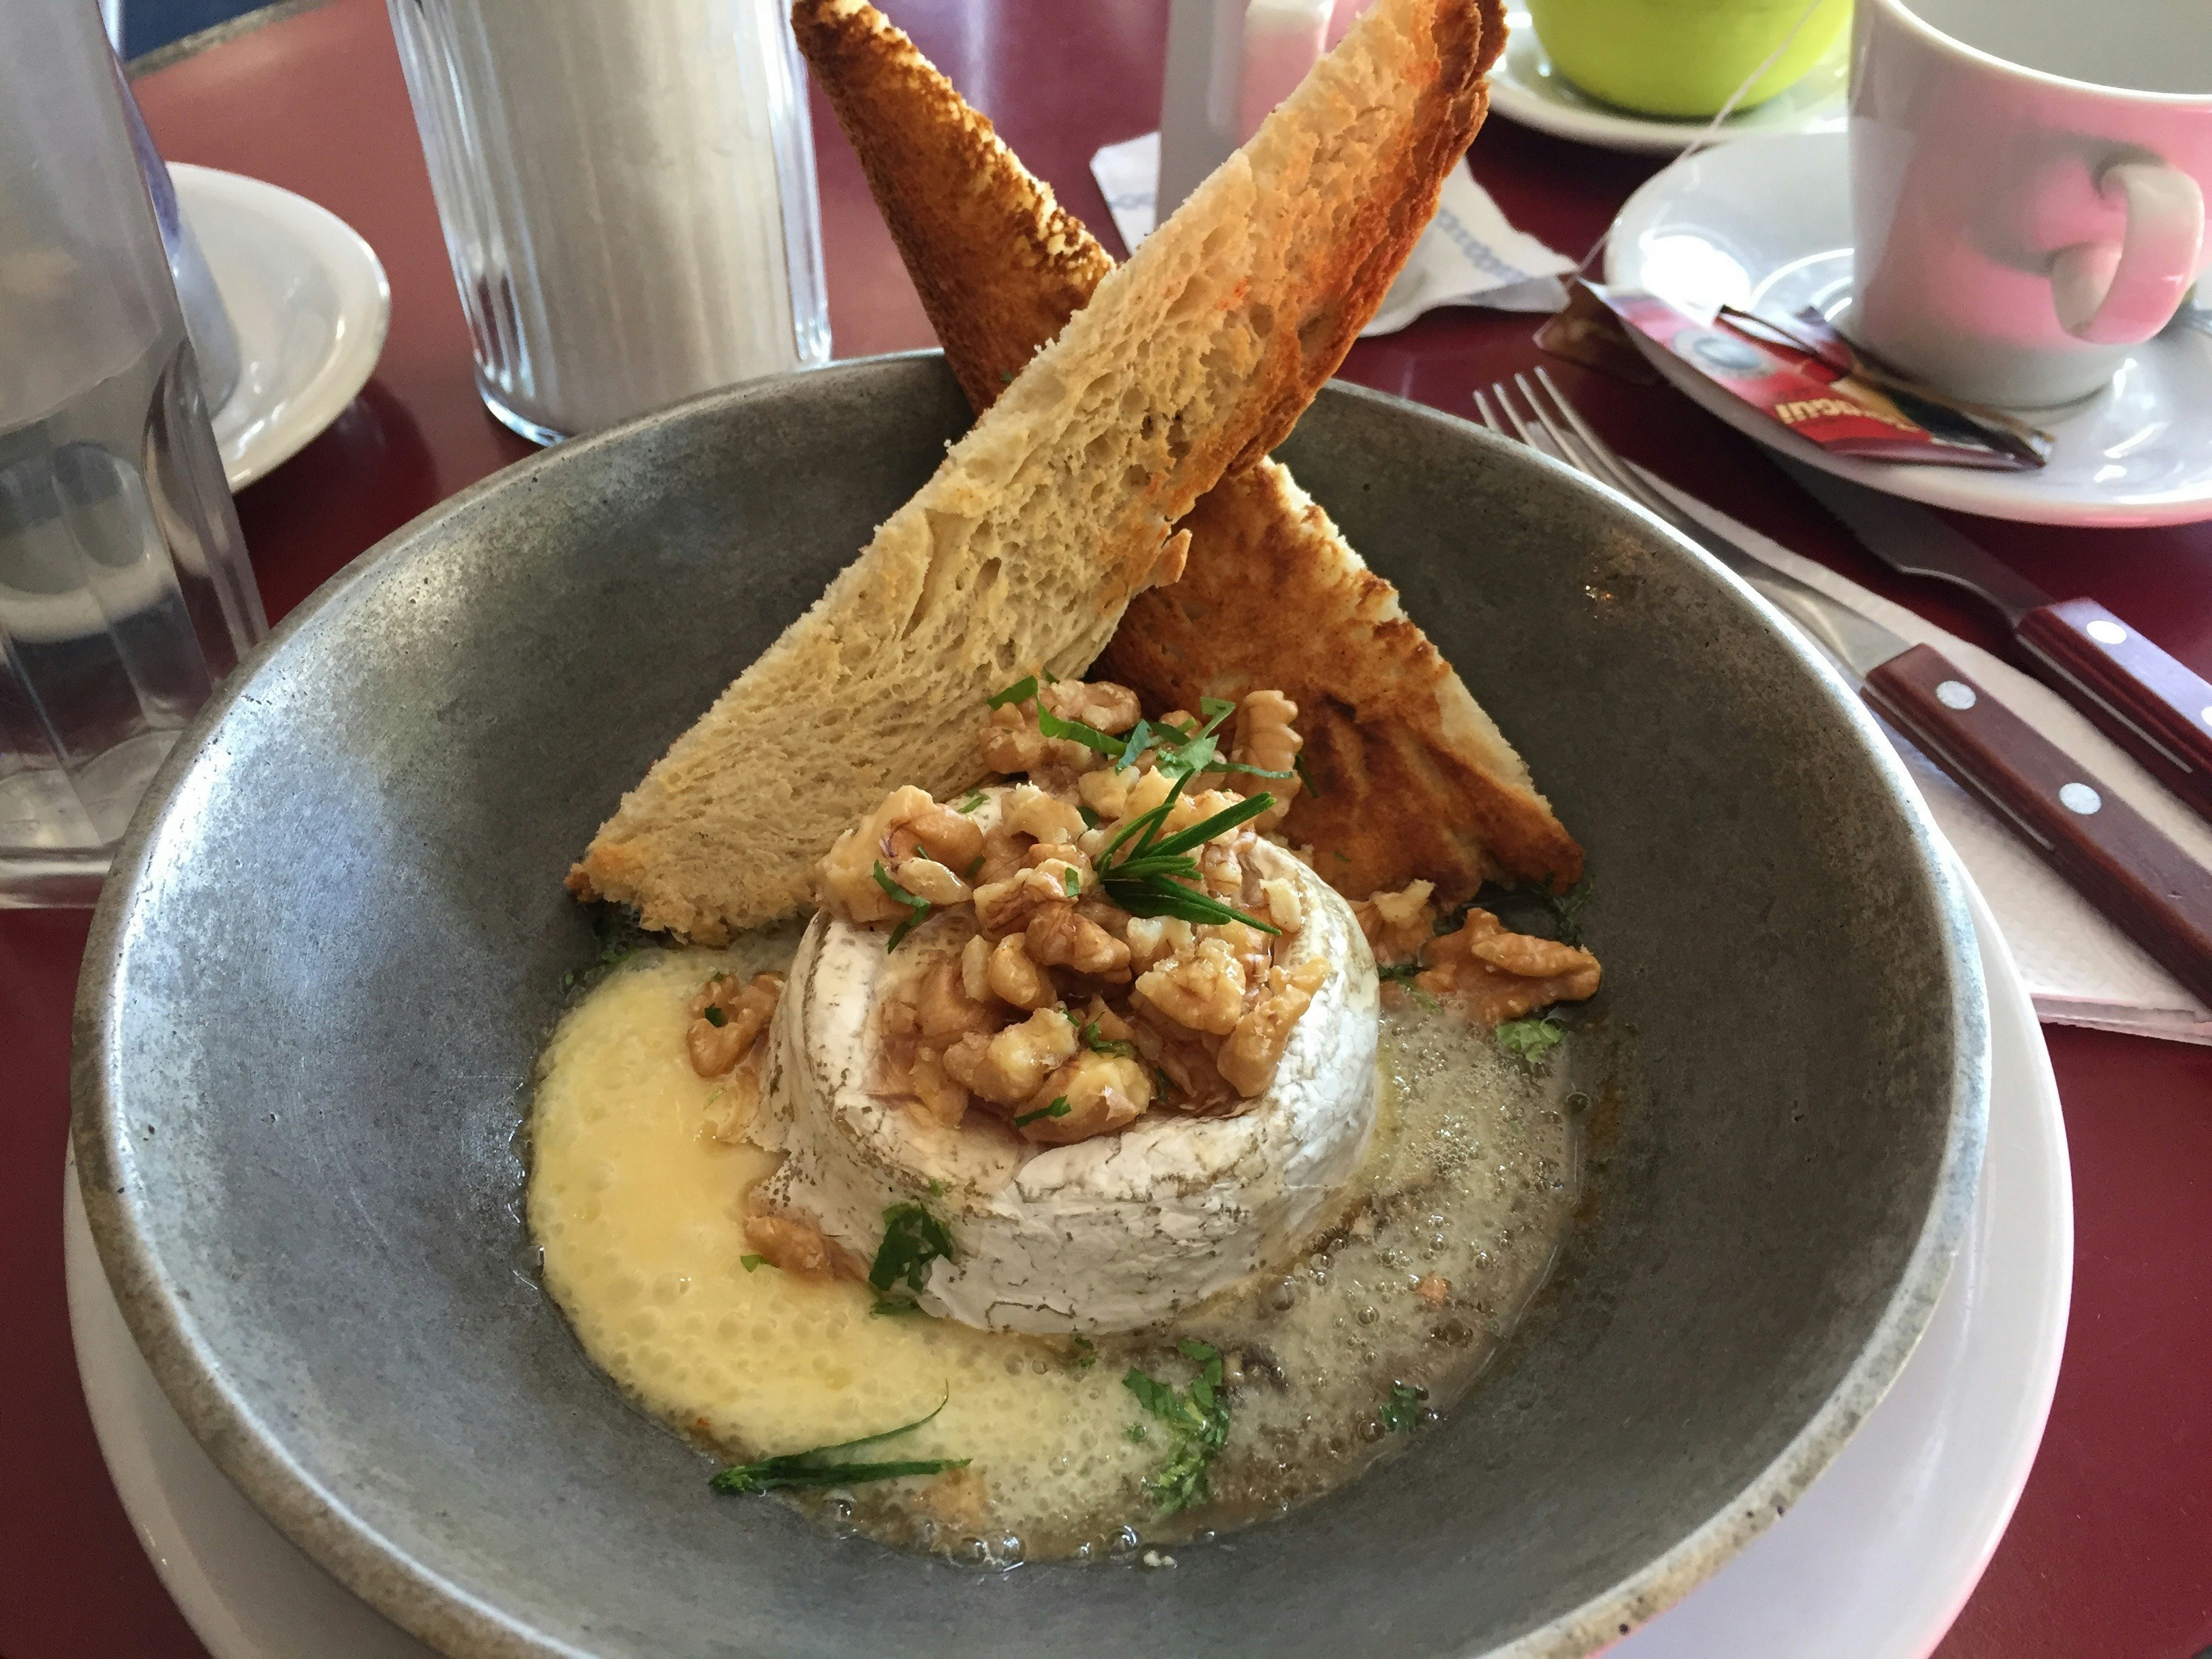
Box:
1661, 511, 2212, 1007
1776, 455, 2212, 823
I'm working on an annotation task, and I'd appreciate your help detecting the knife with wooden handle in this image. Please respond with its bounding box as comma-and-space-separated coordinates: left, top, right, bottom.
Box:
1778, 456, 2212, 823
1666, 513, 2212, 1007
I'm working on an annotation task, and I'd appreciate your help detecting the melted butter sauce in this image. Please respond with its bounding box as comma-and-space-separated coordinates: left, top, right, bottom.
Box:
529, 935, 1577, 1564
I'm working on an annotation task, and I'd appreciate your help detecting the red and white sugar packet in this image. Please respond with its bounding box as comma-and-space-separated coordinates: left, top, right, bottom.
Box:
1580, 283, 2052, 470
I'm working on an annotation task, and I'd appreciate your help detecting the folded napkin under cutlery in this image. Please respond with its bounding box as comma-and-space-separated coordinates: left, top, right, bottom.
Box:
1090, 136, 1575, 328
1646, 473, 2212, 1044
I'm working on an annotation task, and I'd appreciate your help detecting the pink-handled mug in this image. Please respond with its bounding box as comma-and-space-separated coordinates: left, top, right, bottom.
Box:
1848, 0, 2212, 410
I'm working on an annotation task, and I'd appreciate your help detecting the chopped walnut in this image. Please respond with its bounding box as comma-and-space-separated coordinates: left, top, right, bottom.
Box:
1078, 764, 1136, 821
916, 959, 1002, 1043
1004, 782, 1087, 846
1418, 909, 1601, 1025
973, 861, 1084, 938
1414, 1273, 1452, 1307
687, 972, 782, 1077
1078, 996, 1138, 1046
701, 1067, 761, 1144
1026, 902, 1132, 977
905, 1048, 969, 1128
817, 785, 945, 923
973, 821, 1030, 886
1038, 678, 1141, 735
741, 1213, 865, 1282
1134, 937, 1248, 1036
986, 933, 1058, 1010
1353, 878, 1438, 963
1025, 841, 1094, 890
941, 1007, 1081, 1107
884, 801, 985, 873
1259, 877, 1304, 933
960, 933, 994, 1002
891, 855, 970, 907
1019, 1051, 1153, 1144
1218, 958, 1330, 1097
1128, 1009, 1236, 1113
1233, 691, 1302, 825
1123, 915, 1172, 971
979, 697, 1104, 781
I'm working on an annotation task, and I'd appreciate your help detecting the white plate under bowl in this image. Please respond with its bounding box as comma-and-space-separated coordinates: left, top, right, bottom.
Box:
66, 874, 2067, 1659
171, 163, 390, 491
1488, 5, 1847, 155
1605, 130, 2212, 527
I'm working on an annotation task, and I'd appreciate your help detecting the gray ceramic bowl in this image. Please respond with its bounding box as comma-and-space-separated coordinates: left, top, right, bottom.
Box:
75, 354, 1986, 1659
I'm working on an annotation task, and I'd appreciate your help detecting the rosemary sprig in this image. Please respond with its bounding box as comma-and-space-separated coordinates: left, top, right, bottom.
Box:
710, 1395, 965, 1494
1097, 785, 1282, 935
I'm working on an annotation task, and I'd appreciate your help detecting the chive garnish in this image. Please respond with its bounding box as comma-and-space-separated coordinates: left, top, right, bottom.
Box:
1012, 1096, 1071, 1128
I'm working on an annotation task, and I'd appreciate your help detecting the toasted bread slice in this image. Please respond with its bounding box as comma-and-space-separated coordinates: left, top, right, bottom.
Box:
572, 0, 1495, 941
794, 0, 1578, 901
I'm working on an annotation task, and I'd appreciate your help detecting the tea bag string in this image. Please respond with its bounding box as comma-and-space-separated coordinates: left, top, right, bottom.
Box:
1570, 0, 1835, 279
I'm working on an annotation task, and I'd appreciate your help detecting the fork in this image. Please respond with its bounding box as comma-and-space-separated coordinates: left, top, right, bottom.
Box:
1477, 368, 2212, 1007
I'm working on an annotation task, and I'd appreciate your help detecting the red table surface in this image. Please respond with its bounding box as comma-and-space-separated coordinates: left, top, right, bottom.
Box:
3, 2, 2209, 1654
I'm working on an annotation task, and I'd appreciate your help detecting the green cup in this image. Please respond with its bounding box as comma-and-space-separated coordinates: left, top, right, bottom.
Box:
1527, 0, 1851, 118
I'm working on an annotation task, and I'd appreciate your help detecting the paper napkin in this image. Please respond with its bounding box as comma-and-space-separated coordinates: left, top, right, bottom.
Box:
1643, 472, 2212, 1044
1088, 131, 1575, 329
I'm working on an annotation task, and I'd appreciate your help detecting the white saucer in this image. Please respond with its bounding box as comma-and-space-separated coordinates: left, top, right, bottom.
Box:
1488, 7, 1846, 155
1605, 131, 2212, 527
65, 880, 2066, 1659
171, 163, 391, 492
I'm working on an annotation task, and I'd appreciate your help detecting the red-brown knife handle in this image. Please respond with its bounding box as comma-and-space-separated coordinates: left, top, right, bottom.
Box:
2015, 598, 2212, 822
1863, 642, 2212, 1008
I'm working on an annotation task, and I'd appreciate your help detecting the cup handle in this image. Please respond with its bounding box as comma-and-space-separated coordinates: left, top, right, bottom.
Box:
2050, 160, 2205, 346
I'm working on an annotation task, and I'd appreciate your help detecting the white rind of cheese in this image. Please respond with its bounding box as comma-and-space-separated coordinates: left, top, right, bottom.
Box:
752, 832, 1380, 1334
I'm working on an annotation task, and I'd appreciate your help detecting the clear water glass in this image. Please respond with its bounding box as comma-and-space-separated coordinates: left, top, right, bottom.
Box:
0, 0, 267, 907
386, 0, 833, 445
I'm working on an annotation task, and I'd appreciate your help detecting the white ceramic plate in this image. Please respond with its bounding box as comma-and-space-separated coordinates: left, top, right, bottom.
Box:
1604, 131, 2212, 527
1488, 6, 1847, 156
66, 878, 2066, 1659
171, 163, 390, 491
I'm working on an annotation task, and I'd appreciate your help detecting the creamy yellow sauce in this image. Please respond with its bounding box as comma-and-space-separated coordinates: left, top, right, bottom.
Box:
529, 936, 1577, 1563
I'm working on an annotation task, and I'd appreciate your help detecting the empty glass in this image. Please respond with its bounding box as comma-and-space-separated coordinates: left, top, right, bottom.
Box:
0, 0, 266, 907
387, 0, 833, 444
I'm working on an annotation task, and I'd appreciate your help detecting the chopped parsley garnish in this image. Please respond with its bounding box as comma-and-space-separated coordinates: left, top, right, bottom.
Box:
1061, 867, 1082, 898
1124, 1338, 1232, 1513
562, 905, 649, 991
987, 674, 1039, 710
1293, 753, 1320, 796
869, 1200, 955, 1313
710, 1395, 966, 1494
1381, 1381, 1429, 1433
1036, 708, 1127, 757
1126, 1422, 1148, 1443
956, 789, 987, 813
927, 1178, 946, 1197
1012, 1096, 1072, 1128
871, 859, 930, 951
1376, 959, 1425, 983
1544, 878, 1595, 947
1078, 802, 1101, 830
1495, 1013, 1567, 1069
1080, 1021, 1136, 1059
964, 854, 984, 880
739, 1254, 766, 1272
1071, 1336, 1097, 1371
702, 1004, 727, 1027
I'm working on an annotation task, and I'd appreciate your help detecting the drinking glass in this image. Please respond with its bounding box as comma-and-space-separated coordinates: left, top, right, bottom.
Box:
386, 0, 834, 444
0, 0, 267, 907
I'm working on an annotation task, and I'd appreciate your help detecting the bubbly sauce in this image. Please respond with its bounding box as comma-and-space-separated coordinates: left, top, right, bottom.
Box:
529, 935, 1578, 1563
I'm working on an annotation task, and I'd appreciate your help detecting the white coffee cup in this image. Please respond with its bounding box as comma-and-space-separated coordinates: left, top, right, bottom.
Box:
1848, 0, 2212, 409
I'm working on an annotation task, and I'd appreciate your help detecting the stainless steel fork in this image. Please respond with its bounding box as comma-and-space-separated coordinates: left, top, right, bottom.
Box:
1479, 367, 2212, 1006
